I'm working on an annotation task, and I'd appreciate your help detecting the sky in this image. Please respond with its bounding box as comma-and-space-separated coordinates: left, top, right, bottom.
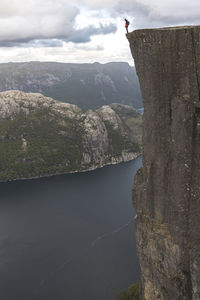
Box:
0, 0, 200, 65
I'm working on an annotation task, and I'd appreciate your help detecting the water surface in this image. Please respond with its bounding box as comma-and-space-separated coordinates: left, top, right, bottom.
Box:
0, 157, 142, 300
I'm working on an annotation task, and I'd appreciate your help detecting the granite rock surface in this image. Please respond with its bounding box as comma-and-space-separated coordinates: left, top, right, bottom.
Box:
127, 26, 200, 300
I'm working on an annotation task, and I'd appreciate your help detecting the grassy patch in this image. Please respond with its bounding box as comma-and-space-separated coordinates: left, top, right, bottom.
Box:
0, 109, 84, 180
110, 282, 140, 300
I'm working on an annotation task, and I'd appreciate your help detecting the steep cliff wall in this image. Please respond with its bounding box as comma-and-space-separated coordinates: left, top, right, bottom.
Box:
127, 26, 200, 300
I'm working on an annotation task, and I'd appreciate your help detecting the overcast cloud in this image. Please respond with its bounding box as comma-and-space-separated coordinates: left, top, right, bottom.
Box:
0, 23, 117, 47
0, 0, 117, 46
0, 0, 200, 63
76, 0, 200, 27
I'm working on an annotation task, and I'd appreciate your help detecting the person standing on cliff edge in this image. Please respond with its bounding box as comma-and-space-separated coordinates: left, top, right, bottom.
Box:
125, 19, 130, 33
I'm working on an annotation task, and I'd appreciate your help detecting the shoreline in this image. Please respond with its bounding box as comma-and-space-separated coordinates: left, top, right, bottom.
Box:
0, 153, 141, 184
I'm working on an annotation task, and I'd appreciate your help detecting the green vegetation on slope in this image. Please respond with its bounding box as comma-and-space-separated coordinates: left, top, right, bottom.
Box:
110, 282, 140, 300
0, 92, 142, 181
104, 120, 140, 157
0, 108, 84, 181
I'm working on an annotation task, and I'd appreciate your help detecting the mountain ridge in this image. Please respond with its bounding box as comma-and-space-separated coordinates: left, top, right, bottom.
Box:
0, 61, 142, 111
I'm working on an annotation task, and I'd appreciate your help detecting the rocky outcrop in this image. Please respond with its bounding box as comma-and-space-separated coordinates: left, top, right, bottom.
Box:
0, 90, 142, 181
127, 26, 200, 300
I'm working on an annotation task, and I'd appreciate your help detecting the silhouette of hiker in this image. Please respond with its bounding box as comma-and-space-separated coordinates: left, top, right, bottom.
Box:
125, 19, 130, 33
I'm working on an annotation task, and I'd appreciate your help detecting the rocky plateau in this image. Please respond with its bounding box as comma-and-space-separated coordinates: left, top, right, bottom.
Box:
0, 90, 142, 181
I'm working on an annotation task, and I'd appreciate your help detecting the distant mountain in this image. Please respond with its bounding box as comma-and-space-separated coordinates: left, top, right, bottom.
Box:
0, 90, 142, 181
0, 62, 142, 110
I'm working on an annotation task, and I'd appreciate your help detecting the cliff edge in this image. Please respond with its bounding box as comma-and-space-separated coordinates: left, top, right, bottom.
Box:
127, 26, 200, 300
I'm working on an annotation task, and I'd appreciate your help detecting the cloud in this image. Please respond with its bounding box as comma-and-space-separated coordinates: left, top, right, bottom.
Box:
64, 24, 117, 43
0, 39, 64, 48
128, 0, 200, 28
0, 1, 78, 45
2, 0, 200, 49
0, 0, 117, 47
0, 23, 117, 48
75, 0, 200, 28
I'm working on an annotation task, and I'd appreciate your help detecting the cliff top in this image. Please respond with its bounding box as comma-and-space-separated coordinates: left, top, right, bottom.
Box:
127, 25, 200, 34
127, 25, 200, 45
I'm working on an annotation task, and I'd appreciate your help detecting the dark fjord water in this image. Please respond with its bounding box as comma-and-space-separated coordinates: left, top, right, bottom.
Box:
0, 157, 142, 300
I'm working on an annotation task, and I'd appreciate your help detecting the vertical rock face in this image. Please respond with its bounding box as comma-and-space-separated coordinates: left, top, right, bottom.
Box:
127, 26, 200, 300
